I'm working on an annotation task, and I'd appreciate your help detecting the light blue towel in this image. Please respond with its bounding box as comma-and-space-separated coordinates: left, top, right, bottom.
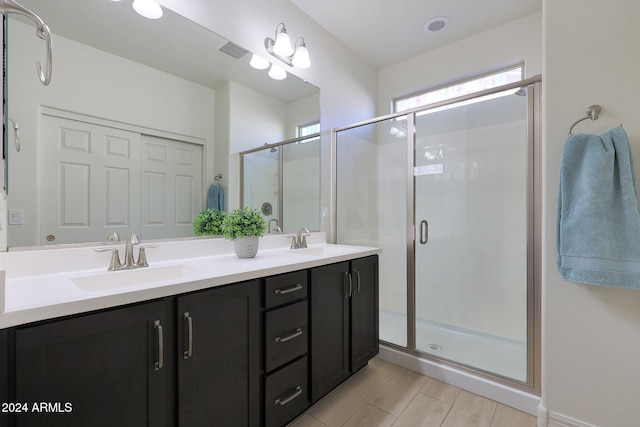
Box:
206, 183, 225, 211
556, 126, 640, 289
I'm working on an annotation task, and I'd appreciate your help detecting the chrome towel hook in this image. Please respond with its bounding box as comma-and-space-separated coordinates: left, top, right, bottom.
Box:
1, 0, 52, 85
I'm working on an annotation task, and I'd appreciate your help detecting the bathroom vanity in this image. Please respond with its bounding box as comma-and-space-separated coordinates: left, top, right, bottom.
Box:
0, 234, 379, 426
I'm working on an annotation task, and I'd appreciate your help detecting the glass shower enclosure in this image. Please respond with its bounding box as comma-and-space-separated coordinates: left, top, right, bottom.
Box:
333, 77, 541, 389
240, 134, 321, 234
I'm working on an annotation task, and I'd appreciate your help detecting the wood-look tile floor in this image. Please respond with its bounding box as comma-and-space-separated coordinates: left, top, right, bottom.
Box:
289, 358, 536, 427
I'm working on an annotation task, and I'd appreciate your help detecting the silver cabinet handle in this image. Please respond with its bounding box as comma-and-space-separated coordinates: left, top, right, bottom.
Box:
420, 220, 429, 244
344, 272, 353, 298
274, 328, 303, 343
183, 312, 193, 360
275, 386, 303, 406
274, 284, 303, 295
154, 320, 164, 371
354, 269, 361, 295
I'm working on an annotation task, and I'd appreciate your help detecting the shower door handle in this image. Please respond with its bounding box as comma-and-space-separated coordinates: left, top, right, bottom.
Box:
420, 220, 428, 244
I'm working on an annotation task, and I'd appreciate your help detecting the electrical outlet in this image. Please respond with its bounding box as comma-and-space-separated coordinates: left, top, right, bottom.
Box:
8, 209, 24, 225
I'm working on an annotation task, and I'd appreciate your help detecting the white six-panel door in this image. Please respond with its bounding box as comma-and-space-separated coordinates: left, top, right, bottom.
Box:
140, 135, 202, 239
40, 114, 202, 245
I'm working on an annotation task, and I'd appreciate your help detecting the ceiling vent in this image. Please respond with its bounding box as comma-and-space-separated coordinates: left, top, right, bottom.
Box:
218, 41, 249, 59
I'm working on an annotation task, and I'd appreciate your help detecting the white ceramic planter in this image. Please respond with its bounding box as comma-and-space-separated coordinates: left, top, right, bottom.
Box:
233, 236, 260, 258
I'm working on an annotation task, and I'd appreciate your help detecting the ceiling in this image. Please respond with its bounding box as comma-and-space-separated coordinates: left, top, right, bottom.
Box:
290, 0, 542, 69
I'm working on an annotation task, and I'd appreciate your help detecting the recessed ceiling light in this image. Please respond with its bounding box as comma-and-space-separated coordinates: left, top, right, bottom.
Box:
424, 16, 450, 33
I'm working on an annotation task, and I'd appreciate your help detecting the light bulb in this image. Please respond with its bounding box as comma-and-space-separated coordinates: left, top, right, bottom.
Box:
132, 0, 163, 19
268, 64, 287, 80
291, 45, 310, 69
249, 54, 270, 70
272, 28, 293, 57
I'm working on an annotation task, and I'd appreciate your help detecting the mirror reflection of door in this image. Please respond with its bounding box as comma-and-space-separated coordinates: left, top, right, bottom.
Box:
40, 112, 202, 245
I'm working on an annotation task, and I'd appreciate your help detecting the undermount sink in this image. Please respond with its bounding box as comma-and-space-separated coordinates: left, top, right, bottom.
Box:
71, 264, 206, 292
289, 245, 357, 257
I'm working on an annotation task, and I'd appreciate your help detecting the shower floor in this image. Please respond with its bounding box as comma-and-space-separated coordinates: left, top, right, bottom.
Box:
379, 309, 527, 383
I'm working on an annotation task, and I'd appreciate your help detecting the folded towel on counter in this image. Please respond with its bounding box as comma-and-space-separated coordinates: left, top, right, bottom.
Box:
556, 126, 640, 289
206, 183, 225, 211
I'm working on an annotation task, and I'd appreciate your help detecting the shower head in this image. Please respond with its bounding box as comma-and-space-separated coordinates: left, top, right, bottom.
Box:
514, 87, 527, 96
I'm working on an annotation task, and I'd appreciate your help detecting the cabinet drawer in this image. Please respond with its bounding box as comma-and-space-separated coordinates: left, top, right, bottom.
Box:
265, 270, 308, 309
265, 356, 309, 427
265, 300, 308, 372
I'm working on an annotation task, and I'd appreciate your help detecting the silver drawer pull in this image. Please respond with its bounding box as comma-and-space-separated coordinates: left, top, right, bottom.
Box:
183, 312, 193, 360
275, 386, 303, 406
274, 284, 303, 295
274, 328, 303, 343
154, 320, 164, 371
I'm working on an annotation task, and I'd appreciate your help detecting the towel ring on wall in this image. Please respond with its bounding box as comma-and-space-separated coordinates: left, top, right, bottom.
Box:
214, 173, 223, 181
568, 105, 601, 135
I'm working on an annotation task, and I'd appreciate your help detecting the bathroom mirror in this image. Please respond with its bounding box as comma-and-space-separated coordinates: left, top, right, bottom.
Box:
6, 0, 320, 248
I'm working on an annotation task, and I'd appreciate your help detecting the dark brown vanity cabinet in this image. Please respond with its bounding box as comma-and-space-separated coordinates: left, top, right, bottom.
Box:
310, 255, 379, 402
14, 300, 174, 427
5, 254, 378, 427
177, 280, 260, 427
263, 270, 311, 427
10, 280, 260, 427
0, 329, 9, 427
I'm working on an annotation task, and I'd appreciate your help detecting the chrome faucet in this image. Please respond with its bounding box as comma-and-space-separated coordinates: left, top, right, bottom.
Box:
124, 233, 141, 268
268, 219, 281, 233
289, 227, 311, 249
96, 233, 158, 271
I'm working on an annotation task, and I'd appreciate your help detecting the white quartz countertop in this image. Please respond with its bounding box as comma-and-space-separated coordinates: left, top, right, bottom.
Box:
0, 233, 380, 328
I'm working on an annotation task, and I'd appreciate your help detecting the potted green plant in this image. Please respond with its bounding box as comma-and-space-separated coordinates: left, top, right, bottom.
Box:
192, 208, 226, 236
221, 207, 267, 258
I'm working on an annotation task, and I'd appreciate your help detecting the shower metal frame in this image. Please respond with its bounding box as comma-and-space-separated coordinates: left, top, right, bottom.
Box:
330, 75, 542, 392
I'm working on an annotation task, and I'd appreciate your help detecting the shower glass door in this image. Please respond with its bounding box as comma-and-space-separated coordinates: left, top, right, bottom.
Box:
413, 89, 529, 382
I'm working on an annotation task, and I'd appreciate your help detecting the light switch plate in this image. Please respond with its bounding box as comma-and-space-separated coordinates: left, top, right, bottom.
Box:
8, 209, 24, 225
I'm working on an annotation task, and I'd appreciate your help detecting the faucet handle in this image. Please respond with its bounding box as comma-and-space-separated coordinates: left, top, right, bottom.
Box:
137, 244, 159, 267
96, 247, 122, 271
288, 235, 298, 249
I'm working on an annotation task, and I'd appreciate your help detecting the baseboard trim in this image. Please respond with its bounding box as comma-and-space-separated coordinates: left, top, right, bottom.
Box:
537, 405, 596, 427
378, 345, 540, 416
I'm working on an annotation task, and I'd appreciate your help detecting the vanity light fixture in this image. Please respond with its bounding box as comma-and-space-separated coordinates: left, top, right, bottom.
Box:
268, 63, 287, 80
109, 0, 163, 19
249, 54, 270, 70
264, 23, 311, 69
132, 0, 163, 19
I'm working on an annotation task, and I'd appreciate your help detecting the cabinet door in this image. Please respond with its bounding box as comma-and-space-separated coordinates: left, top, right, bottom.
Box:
177, 280, 260, 427
310, 261, 350, 402
0, 329, 8, 427
15, 300, 172, 427
351, 255, 379, 372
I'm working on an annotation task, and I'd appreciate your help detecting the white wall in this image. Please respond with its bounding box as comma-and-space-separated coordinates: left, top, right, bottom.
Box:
7, 20, 215, 247
156, 0, 377, 237
540, 1, 640, 426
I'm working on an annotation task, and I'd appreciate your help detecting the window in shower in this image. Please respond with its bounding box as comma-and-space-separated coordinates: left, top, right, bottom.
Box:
394, 64, 523, 113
